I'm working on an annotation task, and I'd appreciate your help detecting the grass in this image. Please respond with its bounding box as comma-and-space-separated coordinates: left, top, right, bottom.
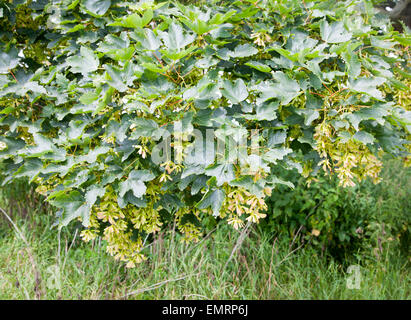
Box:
0, 161, 410, 300
0, 213, 409, 299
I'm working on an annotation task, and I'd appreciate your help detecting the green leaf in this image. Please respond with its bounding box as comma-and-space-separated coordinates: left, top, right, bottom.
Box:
205, 162, 235, 186
208, 10, 236, 25
160, 45, 198, 61
262, 147, 292, 164
268, 130, 287, 147
141, 9, 154, 27
22, 134, 55, 158
245, 61, 271, 73
352, 131, 374, 145
296, 108, 320, 126
180, 18, 216, 35
230, 44, 258, 58
393, 35, 411, 47
254, 72, 301, 105
83, 0, 111, 17
97, 34, 129, 54
348, 77, 386, 100
158, 22, 195, 51
229, 176, 265, 197
129, 118, 160, 139
119, 179, 146, 198
341, 46, 361, 78
14, 158, 43, 182
0, 137, 25, 158
110, 9, 153, 28
118, 169, 154, 198
134, 28, 162, 50
49, 190, 87, 227
79, 91, 99, 104
105, 63, 136, 92
67, 46, 99, 76
196, 189, 225, 217
243, 101, 279, 121
141, 62, 170, 74
0, 47, 20, 74
85, 185, 106, 207
78, 146, 110, 163
129, 169, 156, 182
345, 104, 388, 131
67, 119, 87, 140
370, 36, 396, 50
267, 175, 294, 189
220, 79, 248, 104
320, 20, 352, 43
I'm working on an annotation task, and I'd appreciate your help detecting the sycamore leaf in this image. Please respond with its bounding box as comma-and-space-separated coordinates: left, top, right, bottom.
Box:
196, 189, 225, 217
22, 134, 55, 157
267, 175, 295, 189
220, 79, 248, 104
134, 28, 162, 50
83, 0, 111, 17
79, 91, 99, 104
105, 63, 136, 92
109, 9, 153, 28
85, 185, 106, 207
14, 158, 43, 182
262, 147, 292, 163
348, 77, 386, 100
229, 176, 265, 197
254, 72, 301, 105
78, 146, 110, 163
180, 17, 216, 35
49, 191, 87, 227
268, 130, 287, 147
119, 179, 146, 198
205, 162, 235, 186
341, 47, 361, 78
230, 44, 258, 58
0, 47, 20, 74
245, 61, 271, 73
345, 104, 388, 131
118, 170, 155, 198
67, 46, 99, 75
352, 131, 375, 145
320, 20, 352, 43
158, 22, 195, 51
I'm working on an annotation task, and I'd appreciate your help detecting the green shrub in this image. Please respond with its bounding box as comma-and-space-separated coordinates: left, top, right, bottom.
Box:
0, 0, 410, 266
260, 158, 410, 260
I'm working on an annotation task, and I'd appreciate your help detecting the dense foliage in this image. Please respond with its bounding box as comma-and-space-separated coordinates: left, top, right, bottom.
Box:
0, 0, 410, 267
261, 159, 410, 260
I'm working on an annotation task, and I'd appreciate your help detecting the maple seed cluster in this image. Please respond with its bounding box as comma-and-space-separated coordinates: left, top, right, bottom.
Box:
315, 122, 382, 187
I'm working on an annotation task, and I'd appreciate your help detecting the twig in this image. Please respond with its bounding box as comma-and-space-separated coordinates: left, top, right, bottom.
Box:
224, 220, 252, 269
9, 70, 18, 82
122, 272, 201, 298
62, 228, 78, 272
183, 293, 211, 300
274, 241, 305, 268
57, 228, 61, 266
289, 224, 304, 251
169, 217, 177, 261
267, 237, 278, 294
184, 227, 217, 256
